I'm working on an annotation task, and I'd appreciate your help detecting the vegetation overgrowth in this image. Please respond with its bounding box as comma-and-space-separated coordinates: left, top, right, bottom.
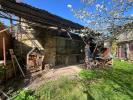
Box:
13, 60, 133, 100
0, 65, 5, 78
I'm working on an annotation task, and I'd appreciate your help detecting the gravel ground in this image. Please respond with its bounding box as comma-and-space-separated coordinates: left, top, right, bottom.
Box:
27, 65, 82, 90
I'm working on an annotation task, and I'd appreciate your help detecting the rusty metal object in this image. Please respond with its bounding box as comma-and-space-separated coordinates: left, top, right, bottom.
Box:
27, 48, 44, 73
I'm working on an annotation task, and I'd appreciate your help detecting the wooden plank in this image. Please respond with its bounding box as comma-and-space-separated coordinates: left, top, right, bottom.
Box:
0, 90, 10, 100
9, 49, 25, 77
9, 49, 16, 77
14, 55, 25, 77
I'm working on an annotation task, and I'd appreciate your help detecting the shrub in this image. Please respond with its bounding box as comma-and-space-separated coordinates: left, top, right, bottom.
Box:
13, 89, 37, 100
0, 65, 6, 78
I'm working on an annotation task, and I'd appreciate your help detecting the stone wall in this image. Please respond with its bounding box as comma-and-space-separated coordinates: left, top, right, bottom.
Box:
43, 35, 56, 66
14, 23, 83, 67
117, 41, 133, 61
14, 24, 57, 66
129, 42, 133, 60
55, 37, 84, 66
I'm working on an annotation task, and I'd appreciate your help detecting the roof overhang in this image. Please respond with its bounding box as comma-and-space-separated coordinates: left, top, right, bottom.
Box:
0, 0, 83, 30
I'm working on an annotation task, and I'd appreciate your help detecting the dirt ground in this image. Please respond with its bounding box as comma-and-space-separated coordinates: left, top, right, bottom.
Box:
26, 65, 82, 90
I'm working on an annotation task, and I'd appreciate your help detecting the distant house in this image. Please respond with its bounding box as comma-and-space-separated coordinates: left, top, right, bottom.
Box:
116, 22, 133, 60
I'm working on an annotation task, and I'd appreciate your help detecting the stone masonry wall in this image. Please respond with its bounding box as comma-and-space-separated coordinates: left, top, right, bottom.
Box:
14, 23, 57, 66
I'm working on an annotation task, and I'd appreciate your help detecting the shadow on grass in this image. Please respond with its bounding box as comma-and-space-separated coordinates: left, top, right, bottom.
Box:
83, 91, 95, 100
99, 68, 133, 99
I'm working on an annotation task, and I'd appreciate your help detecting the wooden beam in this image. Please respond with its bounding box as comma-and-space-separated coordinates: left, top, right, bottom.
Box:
0, 0, 83, 29
0, 24, 17, 34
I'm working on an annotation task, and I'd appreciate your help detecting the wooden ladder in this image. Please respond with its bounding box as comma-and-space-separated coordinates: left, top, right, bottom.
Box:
9, 49, 25, 77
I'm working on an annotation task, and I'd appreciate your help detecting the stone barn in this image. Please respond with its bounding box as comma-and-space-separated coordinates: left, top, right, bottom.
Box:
0, 0, 84, 71
116, 22, 133, 60
14, 23, 84, 68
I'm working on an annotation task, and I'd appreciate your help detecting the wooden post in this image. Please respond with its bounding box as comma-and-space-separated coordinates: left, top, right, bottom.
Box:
126, 43, 130, 59
9, 49, 16, 77
119, 46, 122, 58
9, 15, 13, 33
3, 37, 6, 66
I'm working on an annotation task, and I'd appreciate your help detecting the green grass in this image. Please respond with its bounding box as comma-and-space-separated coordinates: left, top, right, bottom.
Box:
80, 59, 133, 100
36, 77, 86, 100
14, 60, 133, 100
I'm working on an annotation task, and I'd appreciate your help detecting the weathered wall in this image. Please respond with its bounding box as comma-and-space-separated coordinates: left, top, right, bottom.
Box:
129, 41, 133, 60
14, 25, 57, 66
55, 37, 84, 65
117, 41, 133, 61
14, 23, 83, 67
43, 35, 56, 66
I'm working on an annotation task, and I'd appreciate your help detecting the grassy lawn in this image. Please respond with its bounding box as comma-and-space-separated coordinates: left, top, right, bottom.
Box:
14, 60, 133, 100
84, 60, 133, 100
36, 78, 86, 100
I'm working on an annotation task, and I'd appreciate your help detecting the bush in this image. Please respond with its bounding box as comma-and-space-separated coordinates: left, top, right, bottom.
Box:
0, 65, 6, 78
13, 89, 37, 100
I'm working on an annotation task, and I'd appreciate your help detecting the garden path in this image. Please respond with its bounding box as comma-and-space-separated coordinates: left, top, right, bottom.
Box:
27, 65, 82, 90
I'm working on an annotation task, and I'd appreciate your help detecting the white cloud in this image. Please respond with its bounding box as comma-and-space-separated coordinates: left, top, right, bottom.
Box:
67, 4, 72, 8
16, 0, 22, 3
128, 0, 133, 2
96, 4, 101, 10
96, 4, 104, 12
131, 14, 133, 17
86, 20, 91, 24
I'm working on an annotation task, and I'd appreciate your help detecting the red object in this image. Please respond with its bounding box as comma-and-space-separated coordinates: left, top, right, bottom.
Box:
103, 48, 109, 58
3, 37, 6, 66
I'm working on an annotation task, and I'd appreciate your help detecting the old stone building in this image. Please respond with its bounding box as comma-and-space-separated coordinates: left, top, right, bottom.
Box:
116, 22, 133, 60
14, 23, 84, 67
0, 0, 84, 70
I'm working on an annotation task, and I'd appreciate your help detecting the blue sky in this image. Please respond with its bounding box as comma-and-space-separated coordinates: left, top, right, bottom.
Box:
23, 0, 85, 26
1, 0, 133, 30
22, 0, 133, 28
